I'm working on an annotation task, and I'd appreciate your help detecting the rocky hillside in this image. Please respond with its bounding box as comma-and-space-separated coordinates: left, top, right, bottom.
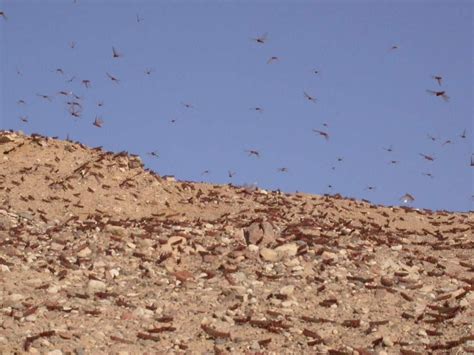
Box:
0, 130, 472, 354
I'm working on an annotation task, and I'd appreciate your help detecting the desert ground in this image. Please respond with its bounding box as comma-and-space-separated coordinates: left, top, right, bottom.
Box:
0, 130, 472, 354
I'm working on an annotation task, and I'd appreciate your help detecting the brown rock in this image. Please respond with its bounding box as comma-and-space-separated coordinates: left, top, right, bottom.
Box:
381, 276, 394, 287
173, 270, 194, 282
243, 221, 275, 247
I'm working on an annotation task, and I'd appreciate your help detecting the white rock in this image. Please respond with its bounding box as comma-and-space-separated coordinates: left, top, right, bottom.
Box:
248, 244, 259, 253
77, 247, 92, 258
8, 293, 25, 302
460, 298, 470, 307
87, 280, 106, 292
50, 243, 64, 251
108, 268, 120, 279
383, 337, 394, 347
417, 329, 427, 337
133, 307, 154, 319
284, 259, 300, 267
321, 251, 337, 260
93, 260, 107, 269
260, 248, 279, 262
25, 314, 37, 322
47, 285, 60, 294
280, 285, 295, 296
274, 243, 298, 258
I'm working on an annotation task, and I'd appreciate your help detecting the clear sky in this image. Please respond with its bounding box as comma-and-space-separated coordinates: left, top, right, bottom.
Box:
1, 0, 472, 212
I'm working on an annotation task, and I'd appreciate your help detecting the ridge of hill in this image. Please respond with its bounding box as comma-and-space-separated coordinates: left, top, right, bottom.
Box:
0, 130, 472, 354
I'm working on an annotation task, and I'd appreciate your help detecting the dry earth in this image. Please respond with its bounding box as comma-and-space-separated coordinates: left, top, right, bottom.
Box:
0, 130, 473, 354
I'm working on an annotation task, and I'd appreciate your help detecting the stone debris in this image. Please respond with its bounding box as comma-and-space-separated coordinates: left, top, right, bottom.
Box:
0, 130, 472, 353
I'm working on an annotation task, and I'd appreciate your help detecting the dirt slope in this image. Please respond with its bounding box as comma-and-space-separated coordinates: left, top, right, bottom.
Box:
0, 130, 472, 354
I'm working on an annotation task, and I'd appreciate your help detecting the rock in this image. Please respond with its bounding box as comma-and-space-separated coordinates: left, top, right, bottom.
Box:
244, 222, 264, 245
133, 307, 154, 319
232, 272, 247, 283
383, 337, 394, 347
391, 245, 403, 251
0, 265, 10, 272
8, 293, 25, 302
229, 286, 246, 295
243, 221, 275, 247
417, 329, 427, 337
87, 280, 106, 292
250, 341, 261, 350
77, 247, 92, 258
270, 298, 282, 306
248, 244, 259, 253
261, 220, 275, 237
173, 270, 194, 282
231, 229, 246, 245
340, 227, 352, 235
321, 251, 337, 261
260, 244, 299, 262
281, 300, 296, 308
47, 285, 60, 294
46, 350, 63, 355
274, 243, 298, 259
25, 314, 37, 322
104, 225, 126, 236
284, 258, 300, 267
108, 268, 120, 279
260, 248, 279, 262
459, 298, 470, 307
380, 276, 394, 287
93, 260, 107, 269
280, 285, 295, 296
136, 238, 152, 250
50, 242, 64, 251
18, 212, 34, 221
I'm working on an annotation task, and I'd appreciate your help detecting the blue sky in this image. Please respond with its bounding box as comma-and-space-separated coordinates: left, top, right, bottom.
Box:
1, 0, 472, 211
